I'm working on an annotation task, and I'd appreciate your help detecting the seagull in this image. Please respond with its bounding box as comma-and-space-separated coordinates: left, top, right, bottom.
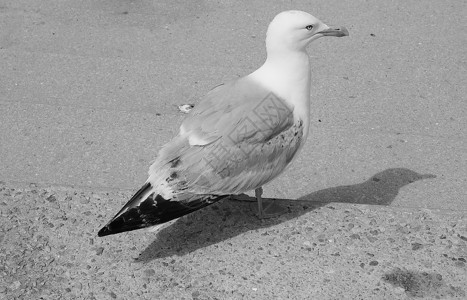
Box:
98, 10, 348, 237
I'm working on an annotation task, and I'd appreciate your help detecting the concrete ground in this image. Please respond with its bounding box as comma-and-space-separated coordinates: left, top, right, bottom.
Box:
0, 0, 466, 299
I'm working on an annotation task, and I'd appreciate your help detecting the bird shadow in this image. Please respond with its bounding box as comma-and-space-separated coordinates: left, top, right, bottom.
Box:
136, 168, 436, 262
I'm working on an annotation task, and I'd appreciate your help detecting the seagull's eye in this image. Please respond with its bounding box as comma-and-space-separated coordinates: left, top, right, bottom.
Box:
305, 25, 314, 31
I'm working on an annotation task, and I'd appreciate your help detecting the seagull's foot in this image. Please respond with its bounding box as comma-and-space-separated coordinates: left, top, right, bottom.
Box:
257, 202, 289, 219
255, 187, 289, 219
229, 189, 289, 218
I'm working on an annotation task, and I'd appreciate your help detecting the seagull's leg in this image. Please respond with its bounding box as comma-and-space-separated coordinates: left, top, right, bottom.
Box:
255, 186, 289, 219
255, 187, 264, 219
231, 187, 287, 218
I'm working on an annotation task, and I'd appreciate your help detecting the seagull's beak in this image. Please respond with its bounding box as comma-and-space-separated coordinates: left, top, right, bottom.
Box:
318, 25, 349, 37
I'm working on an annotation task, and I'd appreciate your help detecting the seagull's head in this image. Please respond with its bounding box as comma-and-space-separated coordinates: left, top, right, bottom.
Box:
266, 10, 349, 53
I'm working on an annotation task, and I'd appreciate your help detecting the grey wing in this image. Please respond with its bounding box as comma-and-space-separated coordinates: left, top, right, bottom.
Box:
183, 119, 304, 194
148, 78, 303, 196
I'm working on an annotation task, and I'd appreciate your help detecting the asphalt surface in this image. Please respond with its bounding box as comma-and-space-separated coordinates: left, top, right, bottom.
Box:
1, 0, 466, 299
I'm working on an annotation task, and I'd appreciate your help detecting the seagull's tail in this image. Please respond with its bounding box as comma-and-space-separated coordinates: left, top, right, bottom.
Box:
97, 182, 227, 237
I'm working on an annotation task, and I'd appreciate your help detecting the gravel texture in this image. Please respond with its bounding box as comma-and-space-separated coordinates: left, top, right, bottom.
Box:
1, 181, 465, 299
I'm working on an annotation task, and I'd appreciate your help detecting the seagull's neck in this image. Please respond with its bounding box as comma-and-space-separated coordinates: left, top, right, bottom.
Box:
248, 50, 311, 130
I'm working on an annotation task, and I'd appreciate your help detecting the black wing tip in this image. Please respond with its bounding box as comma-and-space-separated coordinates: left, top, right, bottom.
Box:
97, 188, 229, 237
97, 223, 144, 237
97, 182, 154, 237
97, 226, 112, 237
